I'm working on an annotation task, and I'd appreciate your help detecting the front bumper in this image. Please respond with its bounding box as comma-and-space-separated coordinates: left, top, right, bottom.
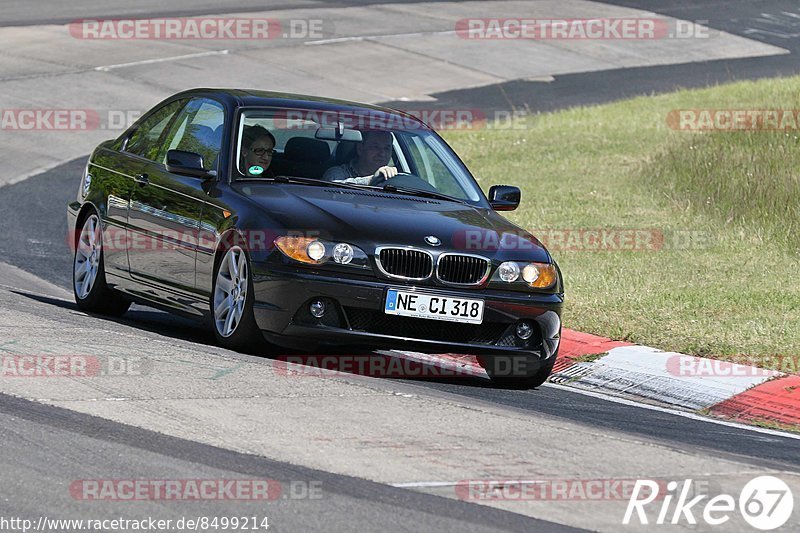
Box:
251, 265, 562, 362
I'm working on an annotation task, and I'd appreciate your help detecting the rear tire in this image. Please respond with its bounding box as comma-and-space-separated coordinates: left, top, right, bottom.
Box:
211, 245, 264, 354
73, 211, 131, 317
478, 353, 556, 390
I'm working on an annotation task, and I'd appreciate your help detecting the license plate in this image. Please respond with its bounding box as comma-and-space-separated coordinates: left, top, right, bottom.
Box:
384, 289, 484, 324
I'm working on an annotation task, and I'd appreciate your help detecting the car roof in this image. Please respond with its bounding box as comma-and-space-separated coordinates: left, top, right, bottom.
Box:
170, 88, 431, 130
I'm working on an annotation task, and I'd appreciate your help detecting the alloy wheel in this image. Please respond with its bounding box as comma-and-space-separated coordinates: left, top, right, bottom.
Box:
74, 214, 102, 300
213, 246, 249, 338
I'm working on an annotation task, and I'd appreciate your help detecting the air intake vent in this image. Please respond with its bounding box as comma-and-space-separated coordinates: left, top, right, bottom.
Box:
377, 248, 433, 280
325, 189, 440, 204
436, 254, 491, 285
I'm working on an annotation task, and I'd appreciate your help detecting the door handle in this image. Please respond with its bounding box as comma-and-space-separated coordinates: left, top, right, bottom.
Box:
134, 173, 150, 186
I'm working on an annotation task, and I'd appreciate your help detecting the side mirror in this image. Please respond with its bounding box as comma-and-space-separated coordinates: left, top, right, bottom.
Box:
488, 185, 520, 211
166, 149, 216, 179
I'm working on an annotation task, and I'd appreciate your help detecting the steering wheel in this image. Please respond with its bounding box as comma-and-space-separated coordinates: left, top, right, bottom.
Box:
381, 172, 438, 192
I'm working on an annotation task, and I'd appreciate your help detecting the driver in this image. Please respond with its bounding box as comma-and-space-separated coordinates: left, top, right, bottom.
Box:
322, 130, 398, 185
240, 125, 276, 177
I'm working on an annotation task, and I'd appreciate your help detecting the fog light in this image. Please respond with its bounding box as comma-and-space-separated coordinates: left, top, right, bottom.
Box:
498, 261, 520, 282
516, 321, 533, 340
309, 300, 326, 318
307, 241, 326, 261
333, 243, 354, 264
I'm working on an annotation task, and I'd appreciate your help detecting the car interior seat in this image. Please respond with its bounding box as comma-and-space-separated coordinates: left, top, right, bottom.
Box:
272, 137, 331, 178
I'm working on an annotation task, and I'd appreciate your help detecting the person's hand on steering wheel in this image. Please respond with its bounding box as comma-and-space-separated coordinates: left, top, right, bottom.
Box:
369, 166, 398, 186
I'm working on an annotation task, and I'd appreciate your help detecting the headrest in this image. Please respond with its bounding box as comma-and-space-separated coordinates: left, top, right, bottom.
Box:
334, 141, 357, 165
187, 124, 215, 146
283, 137, 330, 162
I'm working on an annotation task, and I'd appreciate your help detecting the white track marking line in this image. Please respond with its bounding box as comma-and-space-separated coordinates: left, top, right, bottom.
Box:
94, 50, 229, 72
392, 473, 798, 489
305, 30, 456, 46
544, 382, 800, 441
391, 480, 549, 489
1, 159, 74, 190
390, 481, 462, 488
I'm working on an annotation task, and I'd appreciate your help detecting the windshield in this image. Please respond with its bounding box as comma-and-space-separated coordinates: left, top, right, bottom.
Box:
235, 107, 485, 204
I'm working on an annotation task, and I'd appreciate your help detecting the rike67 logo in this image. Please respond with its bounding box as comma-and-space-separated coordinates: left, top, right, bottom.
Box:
624, 476, 794, 530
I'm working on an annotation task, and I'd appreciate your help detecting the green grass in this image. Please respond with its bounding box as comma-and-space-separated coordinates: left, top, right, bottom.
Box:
443, 76, 800, 363
571, 352, 607, 364
700, 407, 800, 434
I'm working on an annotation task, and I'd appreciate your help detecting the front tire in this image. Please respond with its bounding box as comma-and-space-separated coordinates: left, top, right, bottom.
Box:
478, 353, 556, 390
211, 246, 263, 353
73, 212, 131, 316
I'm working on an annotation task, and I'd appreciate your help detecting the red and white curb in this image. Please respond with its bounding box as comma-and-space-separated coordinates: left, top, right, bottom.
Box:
549, 345, 780, 410
551, 329, 799, 429
710, 375, 800, 427
389, 329, 800, 431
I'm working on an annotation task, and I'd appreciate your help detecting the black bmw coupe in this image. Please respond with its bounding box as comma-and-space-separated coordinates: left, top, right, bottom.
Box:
68, 89, 563, 388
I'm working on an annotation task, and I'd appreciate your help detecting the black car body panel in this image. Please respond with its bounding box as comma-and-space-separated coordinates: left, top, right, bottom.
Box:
68, 88, 563, 373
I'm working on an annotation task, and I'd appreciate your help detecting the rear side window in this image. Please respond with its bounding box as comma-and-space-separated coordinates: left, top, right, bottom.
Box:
125, 100, 185, 161
160, 98, 225, 170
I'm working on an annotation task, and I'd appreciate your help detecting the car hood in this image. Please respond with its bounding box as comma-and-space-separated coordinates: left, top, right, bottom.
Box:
237, 183, 551, 262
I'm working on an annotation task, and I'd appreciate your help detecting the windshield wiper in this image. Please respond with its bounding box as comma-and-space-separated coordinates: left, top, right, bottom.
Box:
243, 175, 366, 191
239, 176, 470, 204
377, 184, 470, 205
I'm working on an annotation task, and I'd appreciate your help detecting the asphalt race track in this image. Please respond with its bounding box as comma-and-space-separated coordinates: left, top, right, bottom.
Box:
1, 1, 800, 532
1, 393, 574, 533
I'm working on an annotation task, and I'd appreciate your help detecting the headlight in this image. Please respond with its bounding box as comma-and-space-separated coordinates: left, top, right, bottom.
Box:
497, 261, 520, 282
492, 261, 558, 290
274, 237, 324, 264
274, 236, 369, 268
333, 243, 354, 264
522, 264, 539, 284
524, 262, 558, 289
307, 240, 326, 261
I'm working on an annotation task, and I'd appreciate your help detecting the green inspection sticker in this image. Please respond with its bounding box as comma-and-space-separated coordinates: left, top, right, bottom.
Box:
248, 165, 264, 175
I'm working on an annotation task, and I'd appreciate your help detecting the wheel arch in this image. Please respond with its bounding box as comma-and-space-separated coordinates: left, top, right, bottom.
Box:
212, 227, 250, 270
72, 202, 102, 249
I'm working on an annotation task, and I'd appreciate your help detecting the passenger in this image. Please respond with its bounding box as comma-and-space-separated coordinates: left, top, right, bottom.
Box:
240, 125, 276, 177
322, 130, 398, 185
